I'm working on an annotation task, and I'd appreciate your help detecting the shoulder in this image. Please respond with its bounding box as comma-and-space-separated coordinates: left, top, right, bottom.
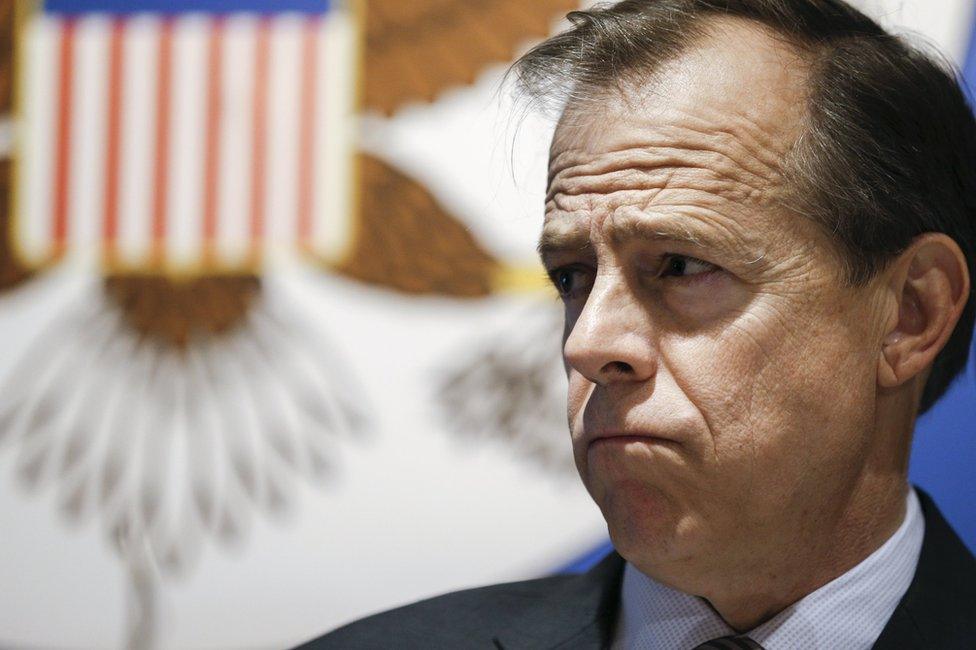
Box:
294, 574, 578, 649
293, 552, 625, 650
875, 488, 976, 649
913, 487, 976, 602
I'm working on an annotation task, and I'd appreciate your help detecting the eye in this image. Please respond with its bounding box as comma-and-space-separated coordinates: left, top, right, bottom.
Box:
548, 266, 592, 297
659, 254, 718, 279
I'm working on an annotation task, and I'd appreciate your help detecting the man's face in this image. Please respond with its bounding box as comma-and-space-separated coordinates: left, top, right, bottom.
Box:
541, 20, 891, 590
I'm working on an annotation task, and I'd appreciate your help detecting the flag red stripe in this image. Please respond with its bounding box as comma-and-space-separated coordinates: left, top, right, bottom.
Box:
150, 20, 174, 266
52, 18, 77, 250
248, 18, 271, 263
201, 19, 225, 264
102, 19, 125, 257
296, 18, 319, 250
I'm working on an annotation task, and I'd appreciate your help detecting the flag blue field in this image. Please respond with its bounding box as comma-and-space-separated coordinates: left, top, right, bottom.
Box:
44, 0, 334, 14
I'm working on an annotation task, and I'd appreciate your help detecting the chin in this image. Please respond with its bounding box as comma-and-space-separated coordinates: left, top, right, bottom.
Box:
595, 478, 685, 564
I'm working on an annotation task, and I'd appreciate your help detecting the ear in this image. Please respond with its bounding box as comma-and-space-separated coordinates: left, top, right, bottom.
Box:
877, 233, 970, 389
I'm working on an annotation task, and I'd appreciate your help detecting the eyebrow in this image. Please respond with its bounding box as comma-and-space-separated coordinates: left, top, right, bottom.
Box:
536, 222, 592, 261
537, 212, 750, 264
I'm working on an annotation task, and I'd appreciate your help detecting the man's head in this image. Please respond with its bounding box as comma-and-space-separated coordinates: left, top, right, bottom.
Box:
518, 0, 973, 626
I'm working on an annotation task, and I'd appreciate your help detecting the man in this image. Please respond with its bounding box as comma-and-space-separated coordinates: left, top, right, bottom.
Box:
299, 1, 976, 647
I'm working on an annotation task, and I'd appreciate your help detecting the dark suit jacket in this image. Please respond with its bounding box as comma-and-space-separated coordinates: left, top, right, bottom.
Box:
297, 490, 976, 649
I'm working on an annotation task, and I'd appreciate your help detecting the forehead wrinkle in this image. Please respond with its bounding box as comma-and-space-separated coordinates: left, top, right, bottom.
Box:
659, 102, 797, 175
546, 154, 767, 207
547, 124, 785, 205
605, 207, 764, 261
539, 194, 767, 269
607, 209, 704, 247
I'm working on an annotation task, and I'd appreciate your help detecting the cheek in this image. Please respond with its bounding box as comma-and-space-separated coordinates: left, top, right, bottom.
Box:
666, 300, 878, 477
662, 333, 757, 450
566, 371, 593, 430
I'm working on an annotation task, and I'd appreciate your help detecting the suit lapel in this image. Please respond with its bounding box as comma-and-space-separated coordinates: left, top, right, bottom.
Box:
492, 551, 625, 650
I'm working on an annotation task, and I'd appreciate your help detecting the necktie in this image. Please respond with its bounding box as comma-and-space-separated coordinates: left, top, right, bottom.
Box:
691, 636, 764, 649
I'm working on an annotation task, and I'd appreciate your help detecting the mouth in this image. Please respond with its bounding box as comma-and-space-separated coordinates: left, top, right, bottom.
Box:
587, 433, 680, 450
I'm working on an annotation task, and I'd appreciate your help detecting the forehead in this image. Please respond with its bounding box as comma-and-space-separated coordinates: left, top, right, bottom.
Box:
543, 17, 811, 252
550, 17, 809, 164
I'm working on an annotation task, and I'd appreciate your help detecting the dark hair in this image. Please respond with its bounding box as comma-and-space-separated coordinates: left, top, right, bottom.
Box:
514, 0, 976, 413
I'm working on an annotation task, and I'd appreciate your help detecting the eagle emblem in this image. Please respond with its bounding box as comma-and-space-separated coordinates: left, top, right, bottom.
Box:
0, 1, 580, 647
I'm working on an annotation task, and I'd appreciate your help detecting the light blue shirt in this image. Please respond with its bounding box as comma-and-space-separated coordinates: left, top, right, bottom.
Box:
611, 488, 924, 650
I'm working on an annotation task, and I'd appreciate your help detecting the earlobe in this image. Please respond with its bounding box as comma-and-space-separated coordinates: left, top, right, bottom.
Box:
877, 234, 970, 390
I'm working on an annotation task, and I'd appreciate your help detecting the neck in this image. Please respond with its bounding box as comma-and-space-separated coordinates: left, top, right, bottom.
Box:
706, 397, 916, 632
708, 475, 909, 632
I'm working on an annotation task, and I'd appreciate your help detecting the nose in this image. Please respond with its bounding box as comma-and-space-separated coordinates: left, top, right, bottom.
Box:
563, 275, 658, 385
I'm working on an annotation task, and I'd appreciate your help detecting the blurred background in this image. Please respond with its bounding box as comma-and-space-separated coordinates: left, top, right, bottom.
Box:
0, 0, 973, 648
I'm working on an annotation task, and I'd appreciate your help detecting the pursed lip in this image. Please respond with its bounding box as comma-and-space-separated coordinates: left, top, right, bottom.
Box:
585, 431, 681, 449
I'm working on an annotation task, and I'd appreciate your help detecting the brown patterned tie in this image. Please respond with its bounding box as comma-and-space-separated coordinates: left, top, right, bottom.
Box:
692, 636, 765, 650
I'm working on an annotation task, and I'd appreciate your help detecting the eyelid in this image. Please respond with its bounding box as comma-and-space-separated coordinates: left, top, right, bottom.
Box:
548, 263, 594, 297
656, 253, 722, 278
676, 253, 715, 267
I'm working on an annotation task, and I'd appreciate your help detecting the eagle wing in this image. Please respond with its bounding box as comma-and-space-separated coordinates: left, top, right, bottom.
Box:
364, 0, 580, 114
335, 153, 500, 297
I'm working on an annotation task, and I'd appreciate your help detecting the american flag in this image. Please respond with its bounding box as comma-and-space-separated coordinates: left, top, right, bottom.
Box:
14, 0, 358, 273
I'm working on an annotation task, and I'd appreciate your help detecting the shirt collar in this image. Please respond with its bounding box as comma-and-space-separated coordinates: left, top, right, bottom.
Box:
612, 488, 925, 650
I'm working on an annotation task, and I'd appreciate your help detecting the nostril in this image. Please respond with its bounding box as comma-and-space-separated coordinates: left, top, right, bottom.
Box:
601, 361, 634, 375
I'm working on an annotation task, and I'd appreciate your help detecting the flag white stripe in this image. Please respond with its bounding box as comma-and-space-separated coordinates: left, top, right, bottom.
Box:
265, 16, 303, 264
68, 17, 110, 268
19, 16, 59, 265
118, 15, 160, 268
312, 15, 333, 259
315, 12, 355, 263
166, 17, 209, 270
216, 15, 257, 269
